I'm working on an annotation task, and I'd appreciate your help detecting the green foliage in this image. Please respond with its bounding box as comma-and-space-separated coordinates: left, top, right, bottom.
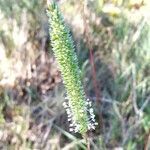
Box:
142, 114, 150, 133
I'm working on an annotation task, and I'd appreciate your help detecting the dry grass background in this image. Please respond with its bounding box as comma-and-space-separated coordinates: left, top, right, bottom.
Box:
0, 0, 150, 149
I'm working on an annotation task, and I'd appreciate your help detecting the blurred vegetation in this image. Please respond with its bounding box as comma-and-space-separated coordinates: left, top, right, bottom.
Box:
0, 0, 150, 149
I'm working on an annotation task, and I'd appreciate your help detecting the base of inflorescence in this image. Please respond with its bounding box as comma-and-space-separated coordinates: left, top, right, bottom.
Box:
63, 98, 98, 133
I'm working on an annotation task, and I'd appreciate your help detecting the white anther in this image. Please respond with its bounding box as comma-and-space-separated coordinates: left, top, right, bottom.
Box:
89, 108, 94, 114
69, 128, 74, 132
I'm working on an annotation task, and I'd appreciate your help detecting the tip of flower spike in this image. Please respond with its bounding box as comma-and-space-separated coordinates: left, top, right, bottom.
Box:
47, 0, 56, 9
47, 0, 59, 15
47, 0, 52, 5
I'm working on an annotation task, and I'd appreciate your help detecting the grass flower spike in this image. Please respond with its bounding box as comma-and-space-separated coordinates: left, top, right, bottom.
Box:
47, 1, 97, 134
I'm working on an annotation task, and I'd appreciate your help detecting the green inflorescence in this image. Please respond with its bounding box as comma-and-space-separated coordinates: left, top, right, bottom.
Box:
47, 1, 97, 134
